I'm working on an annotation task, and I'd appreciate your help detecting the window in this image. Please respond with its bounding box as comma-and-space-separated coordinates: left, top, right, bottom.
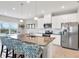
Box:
26, 24, 30, 29
26, 24, 35, 29
9, 23, 18, 34
0, 22, 9, 34
0, 21, 18, 34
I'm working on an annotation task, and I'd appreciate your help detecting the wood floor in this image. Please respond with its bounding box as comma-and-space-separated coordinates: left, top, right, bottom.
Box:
52, 45, 79, 58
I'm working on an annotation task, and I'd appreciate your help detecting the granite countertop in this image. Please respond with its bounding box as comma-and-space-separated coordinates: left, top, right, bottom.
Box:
19, 35, 55, 46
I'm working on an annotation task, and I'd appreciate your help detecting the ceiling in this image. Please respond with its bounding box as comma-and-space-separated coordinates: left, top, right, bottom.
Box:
0, 1, 78, 19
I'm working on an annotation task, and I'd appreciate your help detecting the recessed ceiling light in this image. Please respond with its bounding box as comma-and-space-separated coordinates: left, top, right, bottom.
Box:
61, 6, 65, 8
12, 8, 15, 10
20, 20, 23, 22
34, 17, 38, 20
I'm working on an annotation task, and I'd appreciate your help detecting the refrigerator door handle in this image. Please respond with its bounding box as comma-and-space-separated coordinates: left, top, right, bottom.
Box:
62, 31, 64, 35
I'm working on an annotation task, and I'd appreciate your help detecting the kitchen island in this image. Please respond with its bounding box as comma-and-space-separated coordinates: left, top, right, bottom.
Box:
18, 33, 55, 46
18, 33, 55, 58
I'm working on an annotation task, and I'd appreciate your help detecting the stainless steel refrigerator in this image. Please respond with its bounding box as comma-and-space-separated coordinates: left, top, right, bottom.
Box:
61, 22, 79, 49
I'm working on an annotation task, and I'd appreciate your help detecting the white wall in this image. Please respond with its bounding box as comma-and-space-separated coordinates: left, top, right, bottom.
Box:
52, 13, 77, 28
18, 19, 38, 34
25, 20, 37, 28
37, 13, 77, 29
37, 18, 44, 28
37, 14, 51, 29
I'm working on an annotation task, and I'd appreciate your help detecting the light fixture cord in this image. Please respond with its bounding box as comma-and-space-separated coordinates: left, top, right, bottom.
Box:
20, 3, 24, 19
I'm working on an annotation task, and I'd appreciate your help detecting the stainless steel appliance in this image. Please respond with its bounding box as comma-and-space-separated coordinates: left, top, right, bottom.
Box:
61, 22, 79, 49
42, 30, 53, 37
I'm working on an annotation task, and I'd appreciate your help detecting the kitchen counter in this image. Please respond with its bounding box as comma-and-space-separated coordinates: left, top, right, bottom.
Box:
18, 35, 55, 46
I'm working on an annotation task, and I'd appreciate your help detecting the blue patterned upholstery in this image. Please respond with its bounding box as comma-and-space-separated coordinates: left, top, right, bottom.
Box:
0, 37, 43, 58
22, 43, 41, 58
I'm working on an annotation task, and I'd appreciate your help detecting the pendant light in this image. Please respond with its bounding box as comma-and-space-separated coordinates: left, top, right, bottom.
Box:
19, 2, 25, 29
20, 2, 24, 23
